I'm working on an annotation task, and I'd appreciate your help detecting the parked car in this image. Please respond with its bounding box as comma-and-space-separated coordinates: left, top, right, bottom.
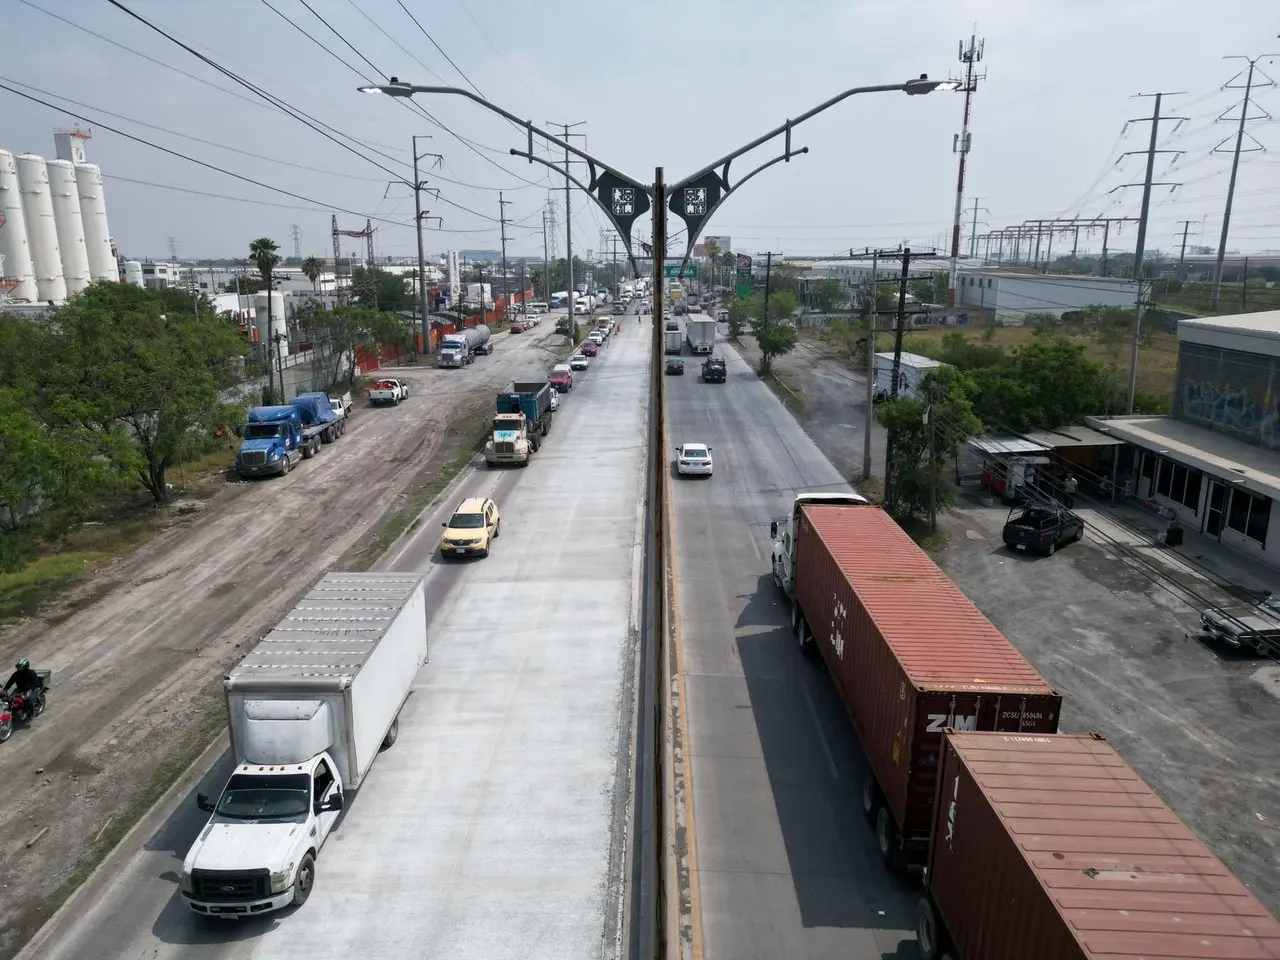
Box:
675, 442, 713, 477
438, 497, 500, 559
509, 322, 525, 334
569, 354, 589, 371
1001, 505, 1084, 556
1201, 593, 1280, 655
582, 341, 598, 357
548, 364, 573, 392
548, 386, 560, 411
666, 358, 684, 375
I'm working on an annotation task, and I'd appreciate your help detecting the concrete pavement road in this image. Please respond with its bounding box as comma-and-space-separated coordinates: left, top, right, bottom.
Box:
23, 318, 649, 960
665, 337, 919, 959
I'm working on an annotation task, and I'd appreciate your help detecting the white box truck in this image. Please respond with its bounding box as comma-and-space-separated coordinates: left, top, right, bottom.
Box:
180, 573, 427, 918
872, 351, 945, 402
685, 316, 717, 355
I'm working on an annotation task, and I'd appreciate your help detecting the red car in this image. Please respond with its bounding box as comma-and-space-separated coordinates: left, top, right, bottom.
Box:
548, 366, 573, 392
581, 341, 598, 357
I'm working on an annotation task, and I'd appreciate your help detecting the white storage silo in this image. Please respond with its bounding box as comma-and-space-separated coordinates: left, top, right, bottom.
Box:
15, 153, 66, 303
0, 149, 38, 302
47, 159, 91, 296
74, 163, 115, 281
254, 291, 288, 356
123, 260, 144, 287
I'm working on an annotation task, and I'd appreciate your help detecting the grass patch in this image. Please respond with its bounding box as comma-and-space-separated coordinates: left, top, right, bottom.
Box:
343, 417, 493, 572
854, 474, 884, 504
896, 514, 951, 553
764, 369, 810, 415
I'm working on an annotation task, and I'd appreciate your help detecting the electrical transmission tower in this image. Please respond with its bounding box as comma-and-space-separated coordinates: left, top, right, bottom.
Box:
331, 216, 375, 304
290, 225, 302, 260
1209, 54, 1277, 309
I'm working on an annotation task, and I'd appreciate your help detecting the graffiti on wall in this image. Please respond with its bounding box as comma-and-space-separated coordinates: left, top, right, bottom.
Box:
1177, 377, 1280, 449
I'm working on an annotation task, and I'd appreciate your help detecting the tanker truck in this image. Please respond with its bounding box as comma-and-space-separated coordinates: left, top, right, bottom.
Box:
437, 324, 492, 368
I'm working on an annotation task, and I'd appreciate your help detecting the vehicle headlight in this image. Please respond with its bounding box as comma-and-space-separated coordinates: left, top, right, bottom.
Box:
268, 450, 281, 461
179, 871, 195, 894
269, 868, 293, 893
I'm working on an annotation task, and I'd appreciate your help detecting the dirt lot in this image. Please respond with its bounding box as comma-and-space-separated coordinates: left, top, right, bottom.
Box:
0, 321, 570, 958
724, 332, 1280, 917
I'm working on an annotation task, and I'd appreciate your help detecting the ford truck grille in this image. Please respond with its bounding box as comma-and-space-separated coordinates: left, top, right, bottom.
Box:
191, 868, 270, 902
496, 441, 516, 454
239, 451, 268, 467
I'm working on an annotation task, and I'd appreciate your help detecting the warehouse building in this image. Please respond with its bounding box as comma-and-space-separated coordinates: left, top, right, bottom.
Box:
1088, 310, 1280, 567
955, 269, 1139, 323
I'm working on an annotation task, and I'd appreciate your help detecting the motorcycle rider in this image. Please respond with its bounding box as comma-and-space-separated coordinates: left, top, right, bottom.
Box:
3, 659, 40, 712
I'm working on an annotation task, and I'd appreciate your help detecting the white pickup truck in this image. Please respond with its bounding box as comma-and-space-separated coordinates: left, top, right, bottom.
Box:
180, 573, 428, 917
328, 391, 353, 420
368, 378, 408, 406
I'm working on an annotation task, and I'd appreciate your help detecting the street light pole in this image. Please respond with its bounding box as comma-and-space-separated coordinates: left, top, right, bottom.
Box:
411, 135, 443, 355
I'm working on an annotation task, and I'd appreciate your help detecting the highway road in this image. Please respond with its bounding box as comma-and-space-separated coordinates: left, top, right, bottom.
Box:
665, 330, 920, 959
22, 317, 649, 960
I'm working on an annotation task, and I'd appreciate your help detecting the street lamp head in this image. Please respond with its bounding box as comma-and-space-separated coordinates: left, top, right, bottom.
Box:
904, 75, 962, 95
358, 77, 415, 97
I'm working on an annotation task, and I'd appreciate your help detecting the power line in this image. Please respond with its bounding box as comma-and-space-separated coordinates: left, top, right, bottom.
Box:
393, 0, 484, 96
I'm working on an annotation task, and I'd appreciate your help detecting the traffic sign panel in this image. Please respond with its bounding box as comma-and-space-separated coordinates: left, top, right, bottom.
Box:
664, 264, 699, 279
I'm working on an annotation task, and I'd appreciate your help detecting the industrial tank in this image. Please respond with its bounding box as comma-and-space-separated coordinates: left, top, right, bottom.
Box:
254, 291, 288, 356
15, 153, 66, 303
0, 149, 38, 302
47, 159, 91, 296
73, 163, 115, 281
123, 260, 144, 287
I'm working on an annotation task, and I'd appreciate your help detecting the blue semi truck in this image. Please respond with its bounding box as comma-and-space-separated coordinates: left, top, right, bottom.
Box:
235, 393, 346, 478
484, 380, 553, 467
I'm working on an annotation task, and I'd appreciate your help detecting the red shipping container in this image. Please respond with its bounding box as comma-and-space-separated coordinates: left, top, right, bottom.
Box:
794, 505, 1061, 868
920, 731, 1280, 960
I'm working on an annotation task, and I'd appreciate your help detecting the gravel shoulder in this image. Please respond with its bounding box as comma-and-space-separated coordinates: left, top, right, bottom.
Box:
0, 321, 569, 958
725, 330, 1280, 916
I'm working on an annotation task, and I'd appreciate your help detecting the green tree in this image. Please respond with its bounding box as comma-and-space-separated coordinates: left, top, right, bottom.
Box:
350, 267, 414, 312
811, 278, 844, 313
750, 317, 797, 377
554, 316, 580, 343
45, 284, 248, 504
296, 304, 408, 388
967, 336, 1103, 431
725, 295, 752, 338
876, 366, 981, 523
300, 256, 323, 291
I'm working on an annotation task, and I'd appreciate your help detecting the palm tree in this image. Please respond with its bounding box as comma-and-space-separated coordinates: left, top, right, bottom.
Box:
250, 237, 282, 397
300, 256, 322, 292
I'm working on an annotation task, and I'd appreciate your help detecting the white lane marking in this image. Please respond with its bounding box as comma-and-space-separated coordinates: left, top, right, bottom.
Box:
799, 676, 840, 780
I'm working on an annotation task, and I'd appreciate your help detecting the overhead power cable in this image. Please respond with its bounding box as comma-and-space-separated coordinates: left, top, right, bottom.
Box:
393, 0, 484, 96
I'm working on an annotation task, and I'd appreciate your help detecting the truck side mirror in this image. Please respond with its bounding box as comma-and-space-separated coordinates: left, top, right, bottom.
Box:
441, 522, 448, 528
196, 793, 215, 812
316, 793, 344, 814
770, 521, 779, 539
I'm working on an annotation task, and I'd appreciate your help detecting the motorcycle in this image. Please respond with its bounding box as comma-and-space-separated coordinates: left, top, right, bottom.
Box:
1, 670, 49, 741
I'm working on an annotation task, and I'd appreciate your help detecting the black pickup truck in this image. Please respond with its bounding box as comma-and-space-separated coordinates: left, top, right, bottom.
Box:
1201, 594, 1280, 655
1001, 505, 1084, 556
702, 356, 727, 383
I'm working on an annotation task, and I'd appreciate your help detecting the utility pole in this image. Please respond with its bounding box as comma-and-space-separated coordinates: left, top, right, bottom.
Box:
967, 197, 985, 259
519, 260, 527, 316
610, 232, 620, 301
411, 135, 442, 354
1175, 220, 1197, 281
758, 251, 775, 324
886, 247, 912, 509
1115, 92, 1186, 413
549, 121, 587, 317
947, 32, 985, 308
498, 191, 511, 320
863, 250, 879, 480
1209, 55, 1277, 310
927, 380, 938, 534
541, 208, 550, 300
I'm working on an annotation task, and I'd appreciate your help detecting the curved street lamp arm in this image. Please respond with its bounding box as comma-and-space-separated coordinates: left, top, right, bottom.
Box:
669, 81, 907, 193
675, 150, 808, 268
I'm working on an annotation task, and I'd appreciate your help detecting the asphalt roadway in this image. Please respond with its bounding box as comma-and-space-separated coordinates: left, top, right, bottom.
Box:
22, 318, 649, 960
665, 332, 920, 959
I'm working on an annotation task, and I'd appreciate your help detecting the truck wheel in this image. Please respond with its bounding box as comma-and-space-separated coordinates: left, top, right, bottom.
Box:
280, 456, 290, 476
916, 897, 946, 960
291, 853, 315, 907
494, 521, 501, 538
861, 777, 881, 824
876, 807, 899, 867
381, 716, 399, 750
302, 442, 314, 460
796, 616, 812, 653
1046, 541, 1056, 557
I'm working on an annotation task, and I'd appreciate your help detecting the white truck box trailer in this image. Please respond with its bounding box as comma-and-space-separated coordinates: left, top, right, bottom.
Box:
181, 573, 427, 918
685, 316, 717, 354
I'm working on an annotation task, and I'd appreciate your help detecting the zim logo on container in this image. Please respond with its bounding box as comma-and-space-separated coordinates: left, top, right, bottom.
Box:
926, 713, 979, 733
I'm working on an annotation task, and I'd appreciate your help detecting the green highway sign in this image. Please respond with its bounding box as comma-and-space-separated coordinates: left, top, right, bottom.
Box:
664, 264, 699, 279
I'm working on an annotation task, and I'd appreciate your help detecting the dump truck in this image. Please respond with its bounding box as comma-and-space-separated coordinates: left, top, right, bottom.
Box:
437, 324, 492, 368
701, 355, 727, 383
685, 316, 717, 355
181, 573, 427, 917
486, 380, 553, 467
916, 731, 1280, 960
770, 495, 1061, 870
235, 399, 340, 478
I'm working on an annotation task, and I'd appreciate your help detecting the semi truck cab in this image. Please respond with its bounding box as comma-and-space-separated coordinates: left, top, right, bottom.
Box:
485, 411, 538, 465
236, 406, 317, 477
182, 752, 345, 916
769, 491, 870, 598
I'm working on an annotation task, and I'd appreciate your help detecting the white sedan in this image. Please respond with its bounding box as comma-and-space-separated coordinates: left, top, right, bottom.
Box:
675, 442, 714, 477
570, 354, 589, 371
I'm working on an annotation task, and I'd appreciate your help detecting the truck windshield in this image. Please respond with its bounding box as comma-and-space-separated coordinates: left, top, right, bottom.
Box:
244, 424, 284, 439
216, 773, 310, 820
448, 513, 485, 529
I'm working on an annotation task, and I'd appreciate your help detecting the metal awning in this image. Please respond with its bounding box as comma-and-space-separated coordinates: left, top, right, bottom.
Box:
968, 435, 1050, 457
1020, 426, 1123, 449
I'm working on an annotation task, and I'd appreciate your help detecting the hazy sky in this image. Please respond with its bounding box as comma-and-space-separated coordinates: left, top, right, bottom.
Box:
4, 0, 1279, 264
